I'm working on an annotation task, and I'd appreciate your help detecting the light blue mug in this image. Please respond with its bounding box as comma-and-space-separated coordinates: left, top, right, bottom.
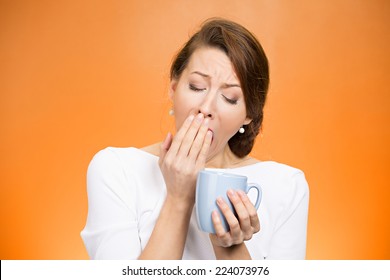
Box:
195, 170, 262, 234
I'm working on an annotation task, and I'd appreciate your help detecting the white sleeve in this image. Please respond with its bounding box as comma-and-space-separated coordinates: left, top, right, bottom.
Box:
80, 148, 141, 259
267, 171, 310, 259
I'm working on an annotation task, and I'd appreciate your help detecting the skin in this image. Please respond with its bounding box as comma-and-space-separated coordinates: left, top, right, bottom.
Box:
139, 47, 260, 260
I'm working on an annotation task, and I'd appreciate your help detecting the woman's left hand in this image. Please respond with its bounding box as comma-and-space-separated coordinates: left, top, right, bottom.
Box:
209, 189, 260, 247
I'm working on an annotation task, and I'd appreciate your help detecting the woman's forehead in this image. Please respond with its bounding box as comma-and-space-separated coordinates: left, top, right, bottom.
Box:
185, 47, 239, 84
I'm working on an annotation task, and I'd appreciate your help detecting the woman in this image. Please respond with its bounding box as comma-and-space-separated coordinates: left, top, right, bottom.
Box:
81, 18, 309, 260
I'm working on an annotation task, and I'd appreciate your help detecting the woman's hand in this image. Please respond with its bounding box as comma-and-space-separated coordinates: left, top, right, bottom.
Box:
159, 113, 213, 206
139, 113, 212, 260
209, 190, 260, 247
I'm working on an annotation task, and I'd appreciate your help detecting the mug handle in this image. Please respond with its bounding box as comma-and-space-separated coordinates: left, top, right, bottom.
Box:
245, 183, 262, 209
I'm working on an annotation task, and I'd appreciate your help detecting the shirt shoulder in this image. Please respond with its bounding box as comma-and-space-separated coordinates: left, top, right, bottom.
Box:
264, 161, 308, 189
87, 147, 161, 206
235, 161, 309, 203
88, 147, 158, 174
237, 161, 306, 184
253, 161, 304, 177
91, 146, 157, 163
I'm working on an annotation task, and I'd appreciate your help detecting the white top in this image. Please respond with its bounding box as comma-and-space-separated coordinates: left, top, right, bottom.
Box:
81, 147, 309, 259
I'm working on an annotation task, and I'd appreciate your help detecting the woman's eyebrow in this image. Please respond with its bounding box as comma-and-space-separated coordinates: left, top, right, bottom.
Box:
223, 83, 241, 88
191, 71, 210, 78
191, 71, 240, 88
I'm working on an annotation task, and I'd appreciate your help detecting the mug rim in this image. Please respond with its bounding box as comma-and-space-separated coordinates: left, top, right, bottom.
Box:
200, 169, 247, 179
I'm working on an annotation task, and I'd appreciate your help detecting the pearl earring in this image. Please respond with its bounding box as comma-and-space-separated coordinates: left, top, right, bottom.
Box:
239, 126, 245, 134
168, 109, 174, 116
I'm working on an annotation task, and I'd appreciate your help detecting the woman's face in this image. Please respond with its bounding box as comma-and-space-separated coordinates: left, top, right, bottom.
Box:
170, 47, 251, 158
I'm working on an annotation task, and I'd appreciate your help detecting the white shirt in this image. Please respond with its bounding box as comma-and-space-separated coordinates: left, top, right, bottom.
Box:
81, 147, 309, 259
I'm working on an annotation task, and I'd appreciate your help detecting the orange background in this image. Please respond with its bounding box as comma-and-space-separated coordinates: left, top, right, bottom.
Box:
1, 0, 389, 259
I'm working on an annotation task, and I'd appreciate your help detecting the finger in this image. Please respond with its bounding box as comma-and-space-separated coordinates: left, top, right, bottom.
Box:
238, 190, 261, 233
177, 113, 204, 156
158, 132, 172, 166
167, 114, 195, 157
195, 130, 213, 166
188, 118, 209, 160
216, 196, 241, 239
227, 190, 252, 235
162, 132, 173, 151
211, 210, 231, 247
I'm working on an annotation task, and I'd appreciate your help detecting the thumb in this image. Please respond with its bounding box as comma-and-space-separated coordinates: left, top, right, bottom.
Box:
159, 132, 172, 165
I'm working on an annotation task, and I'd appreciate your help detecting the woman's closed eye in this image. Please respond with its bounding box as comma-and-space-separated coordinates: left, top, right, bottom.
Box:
189, 83, 238, 105
222, 94, 238, 105
189, 84, 206, 92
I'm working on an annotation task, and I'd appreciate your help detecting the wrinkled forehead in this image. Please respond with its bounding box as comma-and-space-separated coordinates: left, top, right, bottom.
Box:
185, 47, 240, 85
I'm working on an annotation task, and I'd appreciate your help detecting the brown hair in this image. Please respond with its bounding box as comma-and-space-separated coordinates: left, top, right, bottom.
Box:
170, 18, 269, 158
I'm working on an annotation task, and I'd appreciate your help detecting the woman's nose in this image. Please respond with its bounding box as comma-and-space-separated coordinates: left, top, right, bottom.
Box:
198, 109, 212, 118
198, 93, 215, 119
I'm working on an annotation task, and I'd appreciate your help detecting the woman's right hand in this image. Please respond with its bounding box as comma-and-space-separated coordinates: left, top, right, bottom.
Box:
158, 113, 213, 206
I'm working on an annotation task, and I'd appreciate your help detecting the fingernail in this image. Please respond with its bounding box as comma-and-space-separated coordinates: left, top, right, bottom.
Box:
203, 118, 209, 126
187, 114, 195, 122
228, 189, 236, 198
217, 197, 223, 204
238, 190, 246, 197
196, 113, 204, 122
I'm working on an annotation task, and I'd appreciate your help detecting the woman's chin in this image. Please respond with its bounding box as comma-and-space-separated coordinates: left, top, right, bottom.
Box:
205, 142, 223, 165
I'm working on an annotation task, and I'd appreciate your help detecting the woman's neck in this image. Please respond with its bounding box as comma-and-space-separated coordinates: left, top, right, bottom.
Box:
205, 146, 258, 169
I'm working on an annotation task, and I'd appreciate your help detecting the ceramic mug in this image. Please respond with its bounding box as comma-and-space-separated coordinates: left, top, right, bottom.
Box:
195, 170, 262, 234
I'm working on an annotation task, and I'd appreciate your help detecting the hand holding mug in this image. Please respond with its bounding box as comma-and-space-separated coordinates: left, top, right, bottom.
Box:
195, 170, 262, 246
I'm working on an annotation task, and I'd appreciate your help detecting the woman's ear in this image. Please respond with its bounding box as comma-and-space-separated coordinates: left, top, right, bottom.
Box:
169, 79, 178, 101
243, 117, 252, 125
